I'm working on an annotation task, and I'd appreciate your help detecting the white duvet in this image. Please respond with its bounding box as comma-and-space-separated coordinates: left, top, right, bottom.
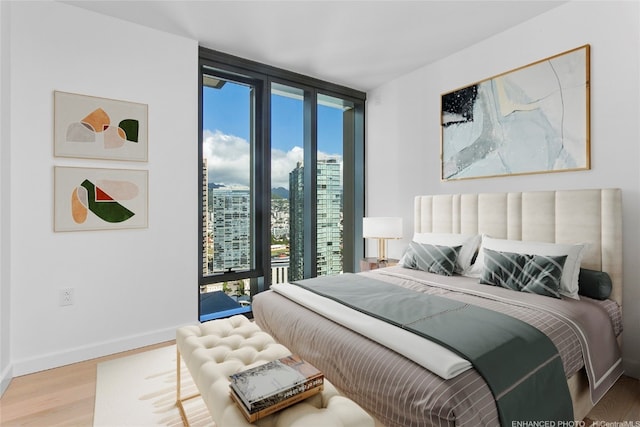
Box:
271, 283, 472, 380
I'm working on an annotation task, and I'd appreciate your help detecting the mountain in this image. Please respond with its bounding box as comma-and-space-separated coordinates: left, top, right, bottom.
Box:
272, 187, 289, 199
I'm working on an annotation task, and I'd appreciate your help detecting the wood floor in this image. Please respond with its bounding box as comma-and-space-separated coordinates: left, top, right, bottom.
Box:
0, 341, 174, 427
1, 341, 639, 426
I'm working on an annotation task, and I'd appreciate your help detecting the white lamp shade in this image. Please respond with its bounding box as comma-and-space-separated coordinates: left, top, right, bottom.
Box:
362, 217, 403, 239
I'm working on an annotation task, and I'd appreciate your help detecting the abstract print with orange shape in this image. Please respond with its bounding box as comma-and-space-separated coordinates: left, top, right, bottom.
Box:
71, 179, 137, 224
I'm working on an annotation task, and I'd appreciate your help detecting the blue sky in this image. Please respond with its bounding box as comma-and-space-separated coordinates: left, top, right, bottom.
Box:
203, 82, 344, 189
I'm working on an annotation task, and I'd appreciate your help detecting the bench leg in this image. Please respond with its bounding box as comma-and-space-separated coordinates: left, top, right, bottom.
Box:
176, 347, 201, 427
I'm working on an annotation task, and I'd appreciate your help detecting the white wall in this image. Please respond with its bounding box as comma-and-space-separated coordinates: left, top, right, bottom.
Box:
366, 1, 640, 378
4, 0, 199, 380
0, 0, 12, 396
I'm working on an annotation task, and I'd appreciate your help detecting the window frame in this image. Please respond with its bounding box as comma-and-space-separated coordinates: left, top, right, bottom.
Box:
198, 47, 366, 318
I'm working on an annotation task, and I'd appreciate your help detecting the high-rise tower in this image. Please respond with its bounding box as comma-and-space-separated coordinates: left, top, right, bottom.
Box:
289, 158, 343, 281
210, 187, 251, 272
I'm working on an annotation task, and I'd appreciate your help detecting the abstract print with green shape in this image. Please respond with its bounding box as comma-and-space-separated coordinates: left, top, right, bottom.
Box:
81, 179, 135, 223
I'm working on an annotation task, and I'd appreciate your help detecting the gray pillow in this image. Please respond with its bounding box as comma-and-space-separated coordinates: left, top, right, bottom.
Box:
480, 248, 567, 299
578, 268, 612, 300
402, 242, 461, 276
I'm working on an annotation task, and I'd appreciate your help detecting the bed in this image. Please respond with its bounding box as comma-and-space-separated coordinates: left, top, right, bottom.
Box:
253, 188, 624, 426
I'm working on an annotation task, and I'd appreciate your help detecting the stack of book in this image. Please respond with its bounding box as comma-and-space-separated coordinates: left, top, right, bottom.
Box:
228, 354, 324, 422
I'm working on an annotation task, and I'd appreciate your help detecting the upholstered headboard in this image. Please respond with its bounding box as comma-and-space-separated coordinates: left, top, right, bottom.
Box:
414, 188, 622, 305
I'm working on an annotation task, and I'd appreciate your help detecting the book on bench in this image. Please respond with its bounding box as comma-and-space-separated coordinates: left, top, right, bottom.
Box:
230, 383, 324, 422
228, 354, 324, 420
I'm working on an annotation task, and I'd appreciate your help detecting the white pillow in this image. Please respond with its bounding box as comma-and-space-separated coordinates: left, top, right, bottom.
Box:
400, 232, 481, 274
465, 235, 587, 299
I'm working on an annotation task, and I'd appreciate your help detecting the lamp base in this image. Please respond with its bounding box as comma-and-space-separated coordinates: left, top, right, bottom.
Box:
376, 258, 389, 267
377, 238, 388, 264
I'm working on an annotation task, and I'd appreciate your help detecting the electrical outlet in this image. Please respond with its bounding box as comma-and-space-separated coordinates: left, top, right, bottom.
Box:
59, 288, 74, 306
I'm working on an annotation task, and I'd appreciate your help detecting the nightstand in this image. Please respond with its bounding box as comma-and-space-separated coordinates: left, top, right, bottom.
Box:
359, 257, 399, 271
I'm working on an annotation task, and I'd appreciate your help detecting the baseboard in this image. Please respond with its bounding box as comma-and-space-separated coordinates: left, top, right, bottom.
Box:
0, 363, 13, 397
11, 323, 195, 377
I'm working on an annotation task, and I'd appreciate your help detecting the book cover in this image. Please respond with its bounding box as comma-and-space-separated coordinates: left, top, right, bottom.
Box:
228, 354, 323, 412
230, 375, 324, 413
230, 384, 323, 423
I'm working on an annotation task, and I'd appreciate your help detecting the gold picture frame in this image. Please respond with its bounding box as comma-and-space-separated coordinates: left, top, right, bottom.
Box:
441, 45, 590, 181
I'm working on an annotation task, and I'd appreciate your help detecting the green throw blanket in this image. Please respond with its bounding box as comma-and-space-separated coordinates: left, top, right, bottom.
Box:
291, 273, 573, 425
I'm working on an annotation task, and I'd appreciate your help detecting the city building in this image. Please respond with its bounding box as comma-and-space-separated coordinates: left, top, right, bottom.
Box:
289, 162, 305, 281
289, 158, 343, 281
316, 158, 343, 276
210, 187, 251, 273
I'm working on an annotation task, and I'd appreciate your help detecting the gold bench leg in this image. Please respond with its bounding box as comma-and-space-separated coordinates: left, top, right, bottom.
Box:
176, 347, 201, 427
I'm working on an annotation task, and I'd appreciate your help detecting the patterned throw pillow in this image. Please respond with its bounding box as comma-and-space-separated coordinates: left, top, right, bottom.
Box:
407, 233, 481, 274
465, 235, 586, 299
479, 248, 567, 298
403, 242, 461, 276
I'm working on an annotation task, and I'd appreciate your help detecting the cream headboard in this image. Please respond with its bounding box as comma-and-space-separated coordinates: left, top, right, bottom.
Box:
414, 188, 622, 305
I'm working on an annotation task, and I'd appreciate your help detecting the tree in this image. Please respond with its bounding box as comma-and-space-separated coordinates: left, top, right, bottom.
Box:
236, 280, 245, 296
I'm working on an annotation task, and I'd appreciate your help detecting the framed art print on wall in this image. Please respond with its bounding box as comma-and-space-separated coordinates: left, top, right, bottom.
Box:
54, 91, 148, 161
441, 44, 590, 181
54, 166, 148, 232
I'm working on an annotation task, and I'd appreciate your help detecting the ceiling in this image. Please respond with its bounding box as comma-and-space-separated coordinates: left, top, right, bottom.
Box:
62, 1, 567, 92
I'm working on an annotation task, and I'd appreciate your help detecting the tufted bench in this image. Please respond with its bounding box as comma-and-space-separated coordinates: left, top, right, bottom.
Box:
176, 315, 374, 427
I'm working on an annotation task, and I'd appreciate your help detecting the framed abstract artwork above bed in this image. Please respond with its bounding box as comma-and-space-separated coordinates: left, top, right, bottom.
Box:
441, 44, 590, 181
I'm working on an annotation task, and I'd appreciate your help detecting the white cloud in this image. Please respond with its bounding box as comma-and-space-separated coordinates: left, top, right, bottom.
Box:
271, 146, 303, 189
204, 129, 342, 189
203, 130, 250, 187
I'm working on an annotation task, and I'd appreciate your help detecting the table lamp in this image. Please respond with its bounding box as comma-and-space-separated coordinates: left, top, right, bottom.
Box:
362, 217, 403, 262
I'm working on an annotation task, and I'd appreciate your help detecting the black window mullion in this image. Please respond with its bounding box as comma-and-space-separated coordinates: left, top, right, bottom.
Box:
303, 90, 318, 278
257, 79, 272, 293
341, 101, 365, 273
197, 61, 206, 286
